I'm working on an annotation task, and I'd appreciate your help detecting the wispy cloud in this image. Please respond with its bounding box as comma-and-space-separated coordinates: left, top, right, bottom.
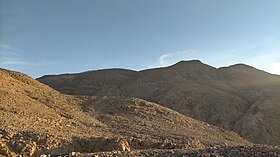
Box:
0, 43, 55, 67
149, 49, 197, 68
149, 48, 245, 69
0, 58, 54, 66
0, 43, 13, 50
0, 43, 20, 56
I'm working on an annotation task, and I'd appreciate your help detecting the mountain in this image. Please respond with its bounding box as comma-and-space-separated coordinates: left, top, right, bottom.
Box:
0, 68, 249, 156
38, 60, 280, 146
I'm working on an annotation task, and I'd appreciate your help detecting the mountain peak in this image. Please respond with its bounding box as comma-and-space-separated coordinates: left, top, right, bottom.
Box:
174, 60, 203, 65
219, 63, 268, 75
170, 60, 217, 71
228, 63, 254, 69
170, 60, 206, 68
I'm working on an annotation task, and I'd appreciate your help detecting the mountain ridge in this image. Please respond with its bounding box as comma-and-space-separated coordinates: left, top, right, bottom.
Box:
37, 60, 280, 79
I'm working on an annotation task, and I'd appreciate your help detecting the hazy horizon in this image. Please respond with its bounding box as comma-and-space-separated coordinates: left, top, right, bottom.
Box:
1, 0, 279, 77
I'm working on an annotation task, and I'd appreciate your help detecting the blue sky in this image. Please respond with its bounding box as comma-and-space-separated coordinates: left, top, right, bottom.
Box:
0, 0, 279, 77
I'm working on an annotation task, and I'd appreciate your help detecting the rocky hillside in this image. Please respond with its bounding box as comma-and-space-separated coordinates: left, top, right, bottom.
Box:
38, 60, 280, 146
0, 68, 249, 156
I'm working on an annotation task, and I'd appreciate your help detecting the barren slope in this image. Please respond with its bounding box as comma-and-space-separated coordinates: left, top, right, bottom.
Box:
0, 68, 249, 156
0, 68, 109, 156
38, 60, 280, 145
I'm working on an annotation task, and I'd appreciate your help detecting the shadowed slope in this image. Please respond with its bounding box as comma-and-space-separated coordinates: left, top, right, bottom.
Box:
82, 96, 249, 149
38, 60, 280, 145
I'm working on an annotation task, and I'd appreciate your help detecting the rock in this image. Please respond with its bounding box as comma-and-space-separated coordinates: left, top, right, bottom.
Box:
119, 139, 131, 152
